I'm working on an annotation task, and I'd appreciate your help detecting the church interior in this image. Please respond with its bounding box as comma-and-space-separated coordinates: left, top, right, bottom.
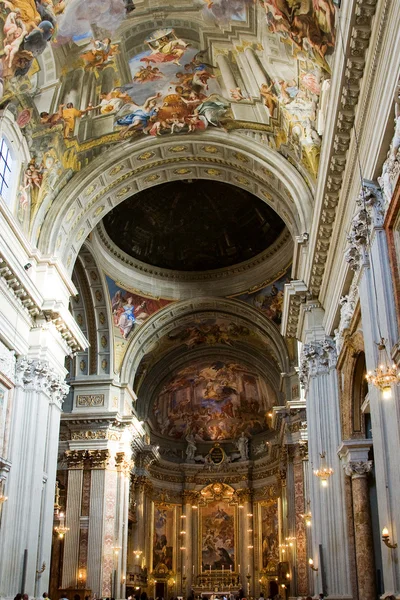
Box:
0, 1, 399, 600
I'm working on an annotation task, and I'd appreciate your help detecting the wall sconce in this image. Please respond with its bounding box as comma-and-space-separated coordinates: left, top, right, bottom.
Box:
382, 527, 397, 549
308, 558, 318, 572
134, 550, 143, 559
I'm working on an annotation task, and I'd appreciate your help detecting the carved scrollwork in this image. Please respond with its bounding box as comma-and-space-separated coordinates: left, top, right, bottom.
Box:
343, 460, 373, 478
299, 337, 337, 390
16, 358, 69, 405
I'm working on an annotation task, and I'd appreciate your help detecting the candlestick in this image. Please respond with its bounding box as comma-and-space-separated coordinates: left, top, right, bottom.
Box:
222, 565, 224, 573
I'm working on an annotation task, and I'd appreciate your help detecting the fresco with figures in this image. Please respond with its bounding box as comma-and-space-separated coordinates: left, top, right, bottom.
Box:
201, 501, 235, 571
133, 316, 276, 393
261, 501, 279, 570
0, 0, 335, 232
234, 267, 292, 326
153, 506, 174, 571
152, 359, 276, 441
105, 275, 172, 371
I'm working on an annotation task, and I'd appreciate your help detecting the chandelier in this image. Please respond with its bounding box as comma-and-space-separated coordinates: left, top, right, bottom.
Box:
54, 512, 70, 539
366, 339, 400, 399
313, 452, 334, 487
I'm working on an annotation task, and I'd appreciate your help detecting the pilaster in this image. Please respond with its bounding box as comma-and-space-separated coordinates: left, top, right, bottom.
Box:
299, 311, 352, 598
346, 181, 400, 594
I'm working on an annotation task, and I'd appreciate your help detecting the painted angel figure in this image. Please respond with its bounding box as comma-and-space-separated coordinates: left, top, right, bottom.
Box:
116, 93, 161, 137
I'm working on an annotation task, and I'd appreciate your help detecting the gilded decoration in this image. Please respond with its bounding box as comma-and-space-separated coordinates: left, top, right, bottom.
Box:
199, 483, 238, 572
76, 394, 105, 407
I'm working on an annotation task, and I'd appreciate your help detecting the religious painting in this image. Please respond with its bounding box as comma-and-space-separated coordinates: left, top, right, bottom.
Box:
260, 502, 279, 570
0, 0, 334, 233
105, 275, 172, 371
152, 359, 276, 441
234, 267, 291, 326
133, 316, 273, 394
153, 506, 174, 571
201, 501, 235, 571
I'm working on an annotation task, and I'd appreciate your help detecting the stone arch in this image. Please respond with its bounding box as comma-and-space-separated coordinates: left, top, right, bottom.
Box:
37, 131, 313, 274
338, 329, 367, 440
119, 297, 292, 388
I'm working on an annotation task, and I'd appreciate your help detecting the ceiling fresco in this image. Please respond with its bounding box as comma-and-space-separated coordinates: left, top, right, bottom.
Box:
105, 274, 173, 371
232, 265, 291, 326
102, 180, 286, 271
0, 0, 335, 234
151, 358, 277, 441
133, 314, 276, 393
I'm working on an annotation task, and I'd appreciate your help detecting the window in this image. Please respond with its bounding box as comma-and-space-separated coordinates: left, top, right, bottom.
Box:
0, 137, 14, 204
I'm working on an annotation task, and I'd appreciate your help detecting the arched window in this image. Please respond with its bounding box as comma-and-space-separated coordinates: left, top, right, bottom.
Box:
352, 352, 368, 433
0, 136, 14, 206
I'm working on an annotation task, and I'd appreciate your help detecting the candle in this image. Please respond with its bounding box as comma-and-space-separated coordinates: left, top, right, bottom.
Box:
238, 564, 240, 572
230, 565, 232, 572
210, 565, 212, 575
183, 566, 186, 575
247, 565, 249, 574
193, 565, 195, 575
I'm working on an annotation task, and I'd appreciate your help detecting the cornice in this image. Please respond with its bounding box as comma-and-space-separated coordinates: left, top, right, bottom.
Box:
95, 221, 292, 285
308, 0, 378, 297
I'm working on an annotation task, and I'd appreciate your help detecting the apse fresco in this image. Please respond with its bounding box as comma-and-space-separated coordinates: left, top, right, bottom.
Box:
133, 316, 272, 394
234, 267, 291, 326
105, 275, 172, 370
152, 359, 276, 441
201, 501, 235, 571
153, 506, 174, 570
261, 502, 279, 569
0, 1, 335, 230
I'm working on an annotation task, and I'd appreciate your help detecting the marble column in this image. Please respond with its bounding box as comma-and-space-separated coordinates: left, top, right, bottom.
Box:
339, 442, 375, 600
293, 445, 308, 596
182, 492, 193, 593
216, 53, 238, 98
299, 310, 352, 598
0, 358, 68, 598
62, 455, 84, 588
346, 181, 400, 594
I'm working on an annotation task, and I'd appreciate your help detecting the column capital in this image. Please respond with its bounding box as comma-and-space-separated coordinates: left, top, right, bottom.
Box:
65, 449, 86, 469
338, 439, 373, 478
299, 337, 337, 389
343, 460, 373, 478
15, 357, 69, 405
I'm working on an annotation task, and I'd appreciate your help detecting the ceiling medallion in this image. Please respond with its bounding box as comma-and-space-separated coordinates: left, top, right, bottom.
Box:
144, 174, 161, 183
261, 190, 272, 200
66, 208, 75, 223
168, 146, 188, 153
94, 205, 105, 217
76, 228, 85, 242
85, 184, 97, 196
205, 168, 221, 176
234, 176, 249, 185
117, 187, 131, 198
109, 165, 124, 176
174, 168, 191, 175
202, 146, 219, 154
233, 152, 249, 163
137, 151, 155, 161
